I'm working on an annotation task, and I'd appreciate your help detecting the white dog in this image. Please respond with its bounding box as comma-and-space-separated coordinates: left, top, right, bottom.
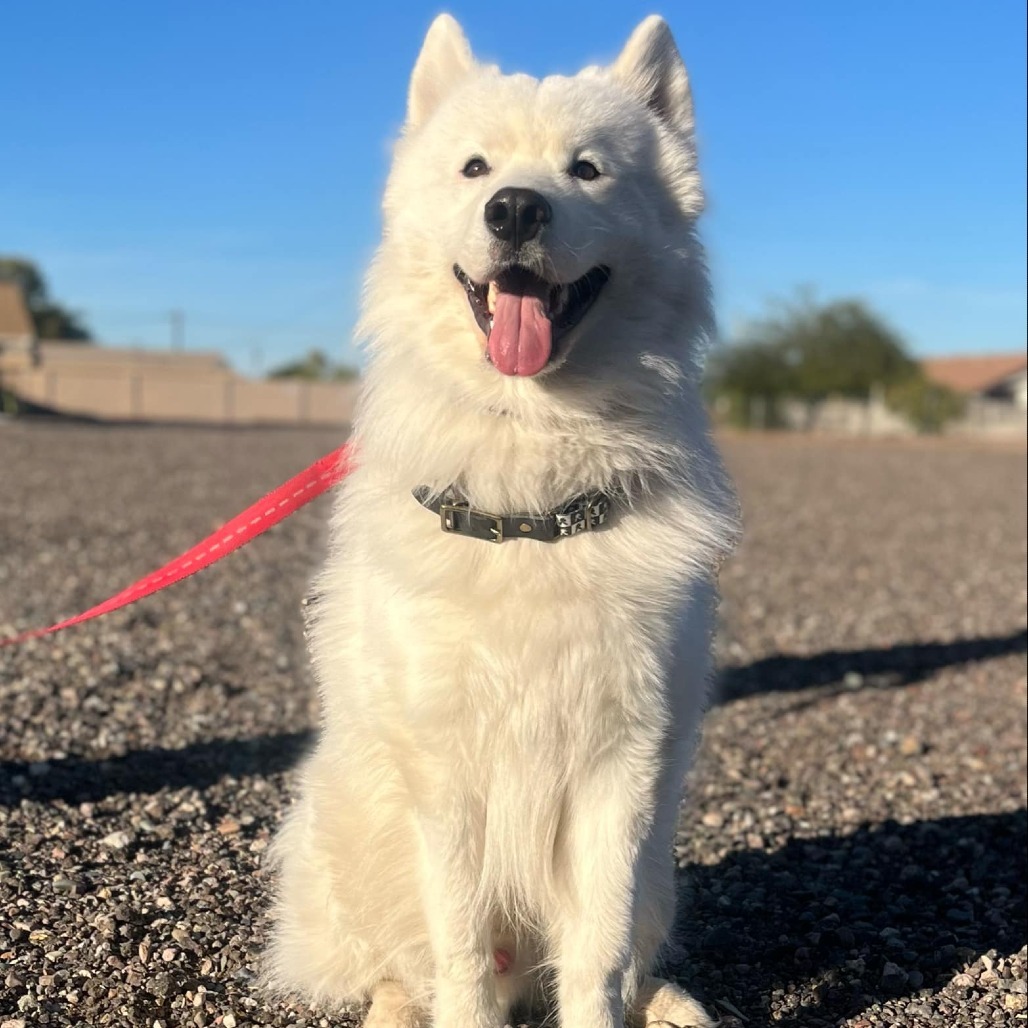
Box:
267, 14, 738, 1028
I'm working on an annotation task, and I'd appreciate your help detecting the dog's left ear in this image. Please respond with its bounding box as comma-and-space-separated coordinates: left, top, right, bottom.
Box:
407, 14, 475, 130
612, 16, 694, 136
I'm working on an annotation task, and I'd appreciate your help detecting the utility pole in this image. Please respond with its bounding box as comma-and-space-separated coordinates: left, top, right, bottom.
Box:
170, 309, 184, 350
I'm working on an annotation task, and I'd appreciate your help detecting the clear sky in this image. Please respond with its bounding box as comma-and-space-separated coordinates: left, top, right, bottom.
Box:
2, 1, 1025, 372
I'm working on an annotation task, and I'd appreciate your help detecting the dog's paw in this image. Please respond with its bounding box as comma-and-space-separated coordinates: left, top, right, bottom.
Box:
364, 981, 424, 1028
630, 975, 715, 1028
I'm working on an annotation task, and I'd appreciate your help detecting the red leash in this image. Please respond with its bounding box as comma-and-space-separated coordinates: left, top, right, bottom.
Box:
0, 444, 352, 648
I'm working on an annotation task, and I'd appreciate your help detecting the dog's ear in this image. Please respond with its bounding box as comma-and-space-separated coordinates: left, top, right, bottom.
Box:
407, 14, 475, 130
612, 16, 694, 136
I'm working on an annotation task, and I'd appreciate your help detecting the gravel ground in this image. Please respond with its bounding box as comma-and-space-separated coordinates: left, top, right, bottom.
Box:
1, 421, 1025, 1028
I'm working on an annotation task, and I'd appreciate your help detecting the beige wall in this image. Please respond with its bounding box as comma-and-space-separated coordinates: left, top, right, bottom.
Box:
2, 352, 357, 426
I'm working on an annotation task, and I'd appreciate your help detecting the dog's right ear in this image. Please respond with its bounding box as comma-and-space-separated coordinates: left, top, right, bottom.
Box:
406, 14, 475, 130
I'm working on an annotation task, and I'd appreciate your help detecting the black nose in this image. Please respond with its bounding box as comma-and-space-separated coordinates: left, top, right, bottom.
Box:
484, 187, 552, 247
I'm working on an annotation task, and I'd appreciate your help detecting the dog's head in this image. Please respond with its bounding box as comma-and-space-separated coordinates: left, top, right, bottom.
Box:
364, 16, 709, 403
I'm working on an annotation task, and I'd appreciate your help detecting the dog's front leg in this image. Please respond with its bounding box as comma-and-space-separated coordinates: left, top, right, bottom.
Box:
555, 762, 651, 1028
416, 803, 502, 1028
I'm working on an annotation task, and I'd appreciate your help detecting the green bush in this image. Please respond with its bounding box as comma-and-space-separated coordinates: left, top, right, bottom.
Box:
885, 377, 965, 433
267, 348, 359, 382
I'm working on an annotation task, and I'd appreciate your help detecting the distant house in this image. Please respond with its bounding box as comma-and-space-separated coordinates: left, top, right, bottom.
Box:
922, 353, 1028, 411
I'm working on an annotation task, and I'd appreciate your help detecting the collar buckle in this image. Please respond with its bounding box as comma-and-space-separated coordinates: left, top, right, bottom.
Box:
440, 501, 504, 543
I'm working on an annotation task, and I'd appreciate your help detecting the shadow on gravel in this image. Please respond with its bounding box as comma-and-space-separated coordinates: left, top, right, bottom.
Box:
0, 730, 313, 806
671, 809, 1028, 1027
3, 629, 1024, 806
716, 627, 1027, 706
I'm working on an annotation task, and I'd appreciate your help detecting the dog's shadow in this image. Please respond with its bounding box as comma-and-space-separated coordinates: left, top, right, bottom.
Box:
0, 731, 314, 807
716, 627, 1028, 708
662, 808, 1027, 1027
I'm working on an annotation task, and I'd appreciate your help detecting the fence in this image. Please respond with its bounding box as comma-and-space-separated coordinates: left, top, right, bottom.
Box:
0, 344, 357, 427
949, 396, 1028, 439
713, 391, 1026, 439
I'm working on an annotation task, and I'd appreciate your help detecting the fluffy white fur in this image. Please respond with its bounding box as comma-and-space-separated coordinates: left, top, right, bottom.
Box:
266, 14, 738, 1028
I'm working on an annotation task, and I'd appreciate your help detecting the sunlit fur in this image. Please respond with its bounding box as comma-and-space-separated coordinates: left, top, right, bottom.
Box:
265, 14, 738, 1028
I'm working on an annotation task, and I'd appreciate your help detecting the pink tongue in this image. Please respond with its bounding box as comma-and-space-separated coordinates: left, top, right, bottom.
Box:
487, 291, 552, 377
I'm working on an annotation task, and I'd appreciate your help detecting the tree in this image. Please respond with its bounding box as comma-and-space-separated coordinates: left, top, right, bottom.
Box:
708, 294, 916, 400
0, 257, 92, 341
267, 348, 358, 382
706, 293, 962, 432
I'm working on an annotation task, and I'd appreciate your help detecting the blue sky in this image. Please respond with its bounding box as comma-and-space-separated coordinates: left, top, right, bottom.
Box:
2, 1, 1025, 372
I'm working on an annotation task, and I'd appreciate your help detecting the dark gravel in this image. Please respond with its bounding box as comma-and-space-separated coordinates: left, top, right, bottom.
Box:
1, 421, 1025, 1028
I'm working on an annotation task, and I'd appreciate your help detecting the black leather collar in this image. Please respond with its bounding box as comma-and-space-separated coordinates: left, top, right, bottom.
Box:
413, 487, 611, 543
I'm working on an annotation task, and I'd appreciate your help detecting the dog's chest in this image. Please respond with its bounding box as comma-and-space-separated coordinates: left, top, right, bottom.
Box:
397, 509, 694, 720
319, 466, 716, 759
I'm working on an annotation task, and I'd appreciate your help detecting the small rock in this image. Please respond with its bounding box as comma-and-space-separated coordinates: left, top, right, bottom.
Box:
101, 830, 133, 850
880, 961, 907, 992
898, 734, 923, 756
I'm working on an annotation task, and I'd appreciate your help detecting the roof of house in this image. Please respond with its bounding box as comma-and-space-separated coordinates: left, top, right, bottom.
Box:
921, 353, 1028, 394
0, 281, 35, 338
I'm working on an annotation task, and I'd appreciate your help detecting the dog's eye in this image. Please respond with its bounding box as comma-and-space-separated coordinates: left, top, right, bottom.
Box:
570, 159, 600, 181
462, 157, 490, 178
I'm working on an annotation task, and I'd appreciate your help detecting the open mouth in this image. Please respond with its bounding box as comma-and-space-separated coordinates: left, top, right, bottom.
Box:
453, 264, 610, 377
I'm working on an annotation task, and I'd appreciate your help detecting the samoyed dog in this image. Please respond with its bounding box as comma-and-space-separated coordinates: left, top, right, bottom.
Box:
267, 13, 738, 1028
